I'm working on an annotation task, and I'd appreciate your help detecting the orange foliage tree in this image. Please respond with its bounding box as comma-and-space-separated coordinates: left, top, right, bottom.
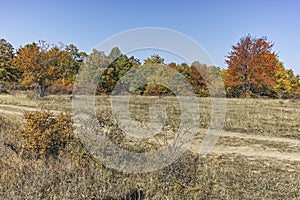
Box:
13, 41, 55, 97
13, 41, 85, 96
225, 35, 278, 97
188, 62, 209, 97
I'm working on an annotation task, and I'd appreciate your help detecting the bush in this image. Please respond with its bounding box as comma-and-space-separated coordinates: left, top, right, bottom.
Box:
47, 79, 74, 95
0, 83, 8, 94
290, 88, 300, 100
11, 111, 74, 158
144, 84, 174, 96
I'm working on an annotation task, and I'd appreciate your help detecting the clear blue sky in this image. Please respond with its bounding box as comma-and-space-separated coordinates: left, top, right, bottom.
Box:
1, 0, 299, 74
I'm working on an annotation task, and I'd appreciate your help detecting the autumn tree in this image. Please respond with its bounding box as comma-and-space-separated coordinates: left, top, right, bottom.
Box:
268, 61, 293, 98
48, 44, 86, 94
225, 35, 278, 97
188, 62, 209, 96
13, 41, 52, 97
0, 39, 20, 86
286, 69, 300, 99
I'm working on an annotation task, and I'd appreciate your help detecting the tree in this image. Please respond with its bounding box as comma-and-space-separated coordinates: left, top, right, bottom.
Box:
77, 49, 110, 94
268, 61, 300, 99
13, 41, 54, 97
106, 54, 136, 95
177, 63, 191, 80
282, 67, 300, 98
189, 62, 209, 96
270, 61, 293, 98
93, 48, 136, 95
13, 41, 85, 96
206, 66, 225, 97
225, 35, 278, 97
144, 54, 164, 64
0, 39, 20, 84
108, 47, 121, 60
143, 63, 173, 96
48, 44, 86, 94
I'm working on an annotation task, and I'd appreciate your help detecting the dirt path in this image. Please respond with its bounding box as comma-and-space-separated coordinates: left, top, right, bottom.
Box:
0, 109, 24, 116
0, 104, 60, 116
1, 104, 299, 162
196, 128, 300, 146
211, 146, 300, 162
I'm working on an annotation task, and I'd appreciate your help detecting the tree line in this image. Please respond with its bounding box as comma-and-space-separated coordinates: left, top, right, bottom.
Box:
0, 35, 299, 98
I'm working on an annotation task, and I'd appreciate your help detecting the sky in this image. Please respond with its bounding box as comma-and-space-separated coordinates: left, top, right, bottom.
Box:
1, 0, 300, 74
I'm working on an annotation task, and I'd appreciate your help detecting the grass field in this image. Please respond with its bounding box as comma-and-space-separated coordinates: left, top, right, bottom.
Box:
0, 93, 299, 199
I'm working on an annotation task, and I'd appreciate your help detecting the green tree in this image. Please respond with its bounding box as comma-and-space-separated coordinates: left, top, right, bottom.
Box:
206, 66, 225, 97
77, 49, 110, 94
0, 39, 20, 84
144, 54, 164, 64
108, 47, 121, 60
144, 63, 173, 96
98, 54, 136, 95
178, 63, 191, 80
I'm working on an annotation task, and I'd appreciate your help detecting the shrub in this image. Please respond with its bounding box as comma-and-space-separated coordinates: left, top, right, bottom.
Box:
47, 79, 74, 95
144, 84, 174, 96
0, 83, 8, 94
11, 111, 74, 158
290, 88, 300, 100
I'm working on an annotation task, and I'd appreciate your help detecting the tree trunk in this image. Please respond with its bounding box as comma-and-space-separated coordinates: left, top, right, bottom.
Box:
37, 78, 45, 97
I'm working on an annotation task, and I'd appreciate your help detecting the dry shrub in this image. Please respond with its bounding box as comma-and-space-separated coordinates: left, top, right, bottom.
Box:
290, 88, 300, 100
0, 115, 9, 130
47, 79, 73, 95
11, 111, 74, 158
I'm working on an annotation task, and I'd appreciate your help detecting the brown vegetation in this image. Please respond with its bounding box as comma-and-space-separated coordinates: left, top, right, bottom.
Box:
0, 94, 299, 199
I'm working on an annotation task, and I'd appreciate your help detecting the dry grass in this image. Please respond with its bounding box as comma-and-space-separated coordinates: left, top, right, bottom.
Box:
0, 93, 299, 140
216, 135, 300, 153
0, 93, 299, 199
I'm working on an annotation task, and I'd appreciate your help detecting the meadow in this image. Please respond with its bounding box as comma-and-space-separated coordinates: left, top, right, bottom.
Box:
0, 93, 299, 199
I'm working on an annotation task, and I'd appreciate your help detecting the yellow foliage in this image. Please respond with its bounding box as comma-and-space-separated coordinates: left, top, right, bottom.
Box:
13, 111, 74, 157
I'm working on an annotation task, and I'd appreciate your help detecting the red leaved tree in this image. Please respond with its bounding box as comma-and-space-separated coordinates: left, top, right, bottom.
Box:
225, 35, 278, 97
